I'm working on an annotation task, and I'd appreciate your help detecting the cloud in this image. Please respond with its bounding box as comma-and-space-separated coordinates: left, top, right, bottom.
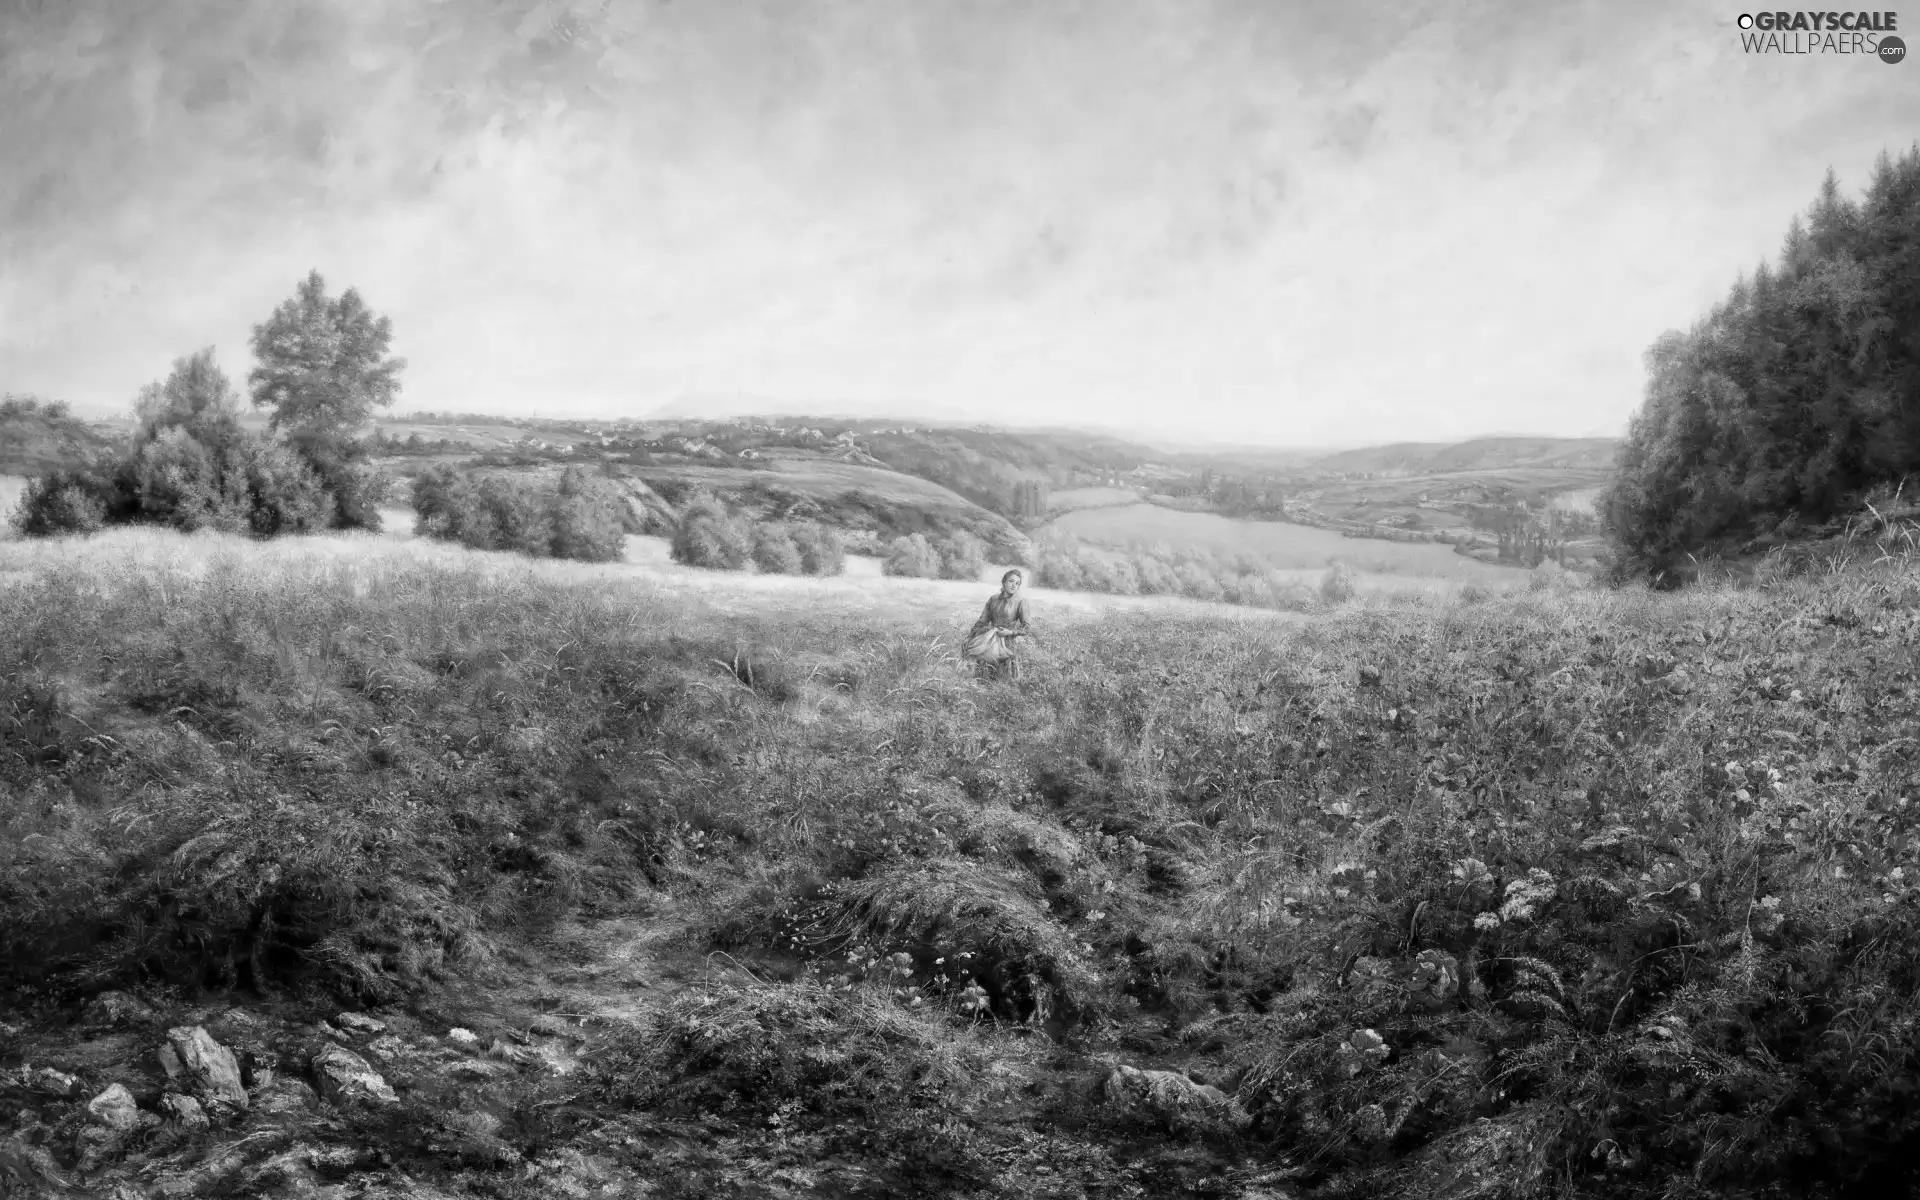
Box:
2, 0, 1918, 444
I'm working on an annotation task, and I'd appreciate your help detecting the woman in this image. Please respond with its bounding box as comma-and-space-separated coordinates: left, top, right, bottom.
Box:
964, 569, 1032, 679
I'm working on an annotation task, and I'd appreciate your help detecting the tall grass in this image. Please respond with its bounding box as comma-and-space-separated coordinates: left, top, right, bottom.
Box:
3, 525, 1918, 1195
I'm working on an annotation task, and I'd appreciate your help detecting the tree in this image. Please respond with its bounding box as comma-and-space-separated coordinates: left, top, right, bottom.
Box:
248, 271, 406, 447
133, 347, 244, 450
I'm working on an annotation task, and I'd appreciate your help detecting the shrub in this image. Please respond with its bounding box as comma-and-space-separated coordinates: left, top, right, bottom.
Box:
1319, 561, 1356, 604
1134, 552, 1181, 596
1528, 560, 1573, 593
671, 491, 754, 570
240, 440, 338, 536
883, 533, 942, 578
550, 468, 628, 563
1034, 548, 1086, 590
1175, 562, 1225, 603
409, 465, 627, 562
791, 521, 846, 576
752, 522, 806, 574
936, 532, 988, 581
126, 426, 252, 534
292, 437, 391, 533
1223, 572, 1273, 608
7, 471, 109, 538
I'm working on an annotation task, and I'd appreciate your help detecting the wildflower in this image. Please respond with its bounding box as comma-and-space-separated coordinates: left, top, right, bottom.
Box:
1499, 869, 1558, 924
1474, 912, 1502, 931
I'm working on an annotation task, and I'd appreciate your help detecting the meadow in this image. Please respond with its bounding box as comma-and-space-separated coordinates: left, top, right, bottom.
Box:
1038, 503, 1532, 584
1, 520, 1918, 1198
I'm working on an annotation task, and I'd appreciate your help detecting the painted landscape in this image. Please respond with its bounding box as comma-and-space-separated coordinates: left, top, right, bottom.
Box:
6, 4, 1920, 1200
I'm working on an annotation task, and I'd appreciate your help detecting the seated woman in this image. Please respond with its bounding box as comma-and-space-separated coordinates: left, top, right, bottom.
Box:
963, 569, 1032, 679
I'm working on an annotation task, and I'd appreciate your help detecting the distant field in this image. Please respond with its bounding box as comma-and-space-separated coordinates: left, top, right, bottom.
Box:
1048, 486, 1143, 512
1040, 503, 1534, 582
637, 459, 963, 507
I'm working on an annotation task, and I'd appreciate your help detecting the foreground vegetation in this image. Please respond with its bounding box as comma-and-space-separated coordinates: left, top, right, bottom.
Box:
1, 519, 1916, 1197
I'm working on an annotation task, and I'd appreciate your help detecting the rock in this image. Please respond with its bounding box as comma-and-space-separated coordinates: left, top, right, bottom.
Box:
449, 1059, 513, 1081
87, 1083, 143, 1132
1400, 1100, 1559, 1199
158, 1092, 210, 1131
447, 1027, 480, 1048
1101, 1064, 1250, 1134
365, 1033, 409, 1062
0, 1134, 73, 1193
310, 1043, 399, 1106
81, 990, 157, 1029
164, 1025, 249, 1115
157, 1042, 185, 1083
252, 1076, 319, 1117
24, 1065, 80, 1097
335, 1011, 387, 1035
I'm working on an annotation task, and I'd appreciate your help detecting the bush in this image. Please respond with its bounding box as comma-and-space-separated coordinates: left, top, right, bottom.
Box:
550, 467, 628, 563
292, 437, 390, 533
936, 532, 988, 581
126, 426, 252, 534
791, 521, 845, 576
752, 523, 805, 574
240, 440, 338, 537
1134, 552, 1181, 596
1528, 560, 1573, 593
1319, 562, 1356, 604
883, 533, 942, 578
1034, 548, 1086, 590
1176, 562, 1225, 603
409, 465, 627, 562
671, 491, 753, 570
7, 471, 109, 538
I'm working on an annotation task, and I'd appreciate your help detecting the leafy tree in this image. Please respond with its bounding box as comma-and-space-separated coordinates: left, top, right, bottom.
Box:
247, 270, 406, 447
133, 347, 244, 451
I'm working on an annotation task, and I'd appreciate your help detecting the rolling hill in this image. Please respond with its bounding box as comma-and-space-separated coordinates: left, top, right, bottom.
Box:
1303, 436, 1620, 476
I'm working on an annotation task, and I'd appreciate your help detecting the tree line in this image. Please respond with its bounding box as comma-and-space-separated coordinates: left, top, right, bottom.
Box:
1601, 146, 1920, 579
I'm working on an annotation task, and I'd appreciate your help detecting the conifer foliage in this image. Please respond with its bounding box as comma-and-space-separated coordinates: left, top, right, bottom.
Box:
1603, 148, 1920, 578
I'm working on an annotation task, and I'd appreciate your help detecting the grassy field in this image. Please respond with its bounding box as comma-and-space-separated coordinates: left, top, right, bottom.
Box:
1049, 486, 1147, 512
1040, 503, 1533, 583
2, 522, 1918, 1198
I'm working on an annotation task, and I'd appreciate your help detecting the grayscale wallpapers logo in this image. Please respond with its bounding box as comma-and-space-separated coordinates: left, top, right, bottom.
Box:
1735, 11, 1904, 58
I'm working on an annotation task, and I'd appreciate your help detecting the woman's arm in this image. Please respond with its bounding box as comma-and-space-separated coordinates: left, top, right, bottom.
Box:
968, 599, 996, 637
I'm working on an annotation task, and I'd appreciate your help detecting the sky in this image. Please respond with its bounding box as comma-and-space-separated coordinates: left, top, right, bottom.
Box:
2, 0, 1917, 448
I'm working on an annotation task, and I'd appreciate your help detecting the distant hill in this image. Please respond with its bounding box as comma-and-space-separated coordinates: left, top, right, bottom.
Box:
0, 399, 119, 476
1303, 436, 1620, 477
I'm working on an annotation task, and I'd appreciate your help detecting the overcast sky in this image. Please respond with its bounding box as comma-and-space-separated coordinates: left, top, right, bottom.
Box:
2, 0, 1916, 447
